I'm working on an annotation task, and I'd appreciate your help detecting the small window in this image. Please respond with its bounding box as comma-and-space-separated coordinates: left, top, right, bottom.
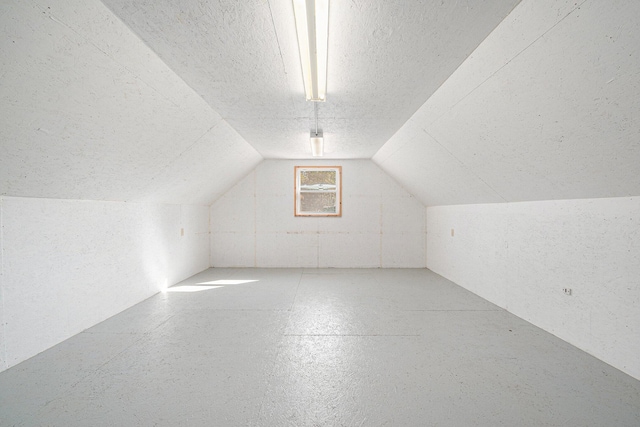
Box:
294, 166, 342, 217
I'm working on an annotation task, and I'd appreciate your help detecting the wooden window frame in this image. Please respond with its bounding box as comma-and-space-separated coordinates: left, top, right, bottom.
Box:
294, 166, 342, 217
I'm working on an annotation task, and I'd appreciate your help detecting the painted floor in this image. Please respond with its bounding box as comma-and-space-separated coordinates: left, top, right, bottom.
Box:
1, 268, 639, 426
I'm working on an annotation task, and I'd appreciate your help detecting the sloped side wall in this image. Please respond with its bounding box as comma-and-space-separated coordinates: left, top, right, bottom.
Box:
0, 0, 262, 205
374, 0, 640, 206
0, 196, 209, 372
427, 197, 640, 380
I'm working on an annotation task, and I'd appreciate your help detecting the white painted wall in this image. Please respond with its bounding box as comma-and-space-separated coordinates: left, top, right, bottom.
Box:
0, 207, 5, 371
427, 197, 640, 380
374, 0, 640, 206
210, 160, 425, 268
0, 0, 262, 205
0, 196, 210, 373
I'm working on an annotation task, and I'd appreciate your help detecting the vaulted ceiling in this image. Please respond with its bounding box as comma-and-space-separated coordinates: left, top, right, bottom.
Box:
1, 0, 639, 206
374, 0, 640, 205
100, 0, 520, 159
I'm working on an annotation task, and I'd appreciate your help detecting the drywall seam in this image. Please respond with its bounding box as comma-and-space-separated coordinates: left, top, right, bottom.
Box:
208, 161, 266, 207
422, 128, 507, 203
424, 207, 428, 268
371, 117, 418, 166
0, 197, 6, 370
369, 0, 528, 166
504, 212, 511, 311
33, 2, 182, 109
428, 0, 589, 128
141, 120, 262, 203
145, 123, 218, 184
97, 0, 221, 112
265, 0, 291, 93
208, 202, 212, 267
370, 162, 427, 208
253, 170, 258, 268
379, 201, 383, 268
316, 232, 320, 269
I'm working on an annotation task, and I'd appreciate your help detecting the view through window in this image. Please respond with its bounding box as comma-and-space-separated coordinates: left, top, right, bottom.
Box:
294, 166, 342, 216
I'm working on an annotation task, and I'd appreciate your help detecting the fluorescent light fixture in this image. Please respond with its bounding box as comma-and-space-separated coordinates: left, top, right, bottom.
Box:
310, 130, 323, 156
293, 0, 329, 101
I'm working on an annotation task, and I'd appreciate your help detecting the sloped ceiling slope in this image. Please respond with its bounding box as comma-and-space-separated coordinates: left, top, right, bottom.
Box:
0, 0, 262, 205
100, 0, 521, 159
374, 0, 640, 206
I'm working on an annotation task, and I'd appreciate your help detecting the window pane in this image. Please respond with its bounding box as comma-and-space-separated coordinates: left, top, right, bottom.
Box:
301, 170, 336, 186
294, 166, 341, 217
300, 192, 336, 213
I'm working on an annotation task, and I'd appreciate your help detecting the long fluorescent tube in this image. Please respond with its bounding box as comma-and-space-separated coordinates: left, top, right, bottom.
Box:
310, 131, 323, 156
293, 0, 329, 102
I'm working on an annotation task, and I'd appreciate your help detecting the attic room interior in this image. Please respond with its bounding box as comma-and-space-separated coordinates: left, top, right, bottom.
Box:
1, 0, 639, 425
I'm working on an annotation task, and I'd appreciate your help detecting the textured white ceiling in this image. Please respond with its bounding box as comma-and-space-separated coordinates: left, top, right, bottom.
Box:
374, 0, 640, 205
0, 0, 262, 204
4, 0, 637, 207
100, 0, 521, 159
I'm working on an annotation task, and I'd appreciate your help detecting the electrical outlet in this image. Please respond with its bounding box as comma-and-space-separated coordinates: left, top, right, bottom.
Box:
451, 228, 455, 237
180, 228, 184, 236
563, 288, 572, 296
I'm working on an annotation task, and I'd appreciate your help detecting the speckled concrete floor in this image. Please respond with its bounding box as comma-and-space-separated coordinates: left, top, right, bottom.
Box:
1, 268, 639, 426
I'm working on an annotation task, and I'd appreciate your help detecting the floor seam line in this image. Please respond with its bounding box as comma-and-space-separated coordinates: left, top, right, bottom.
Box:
39, 319, 167, 410
283, 334, 421, 337
254, 269, 305, 423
